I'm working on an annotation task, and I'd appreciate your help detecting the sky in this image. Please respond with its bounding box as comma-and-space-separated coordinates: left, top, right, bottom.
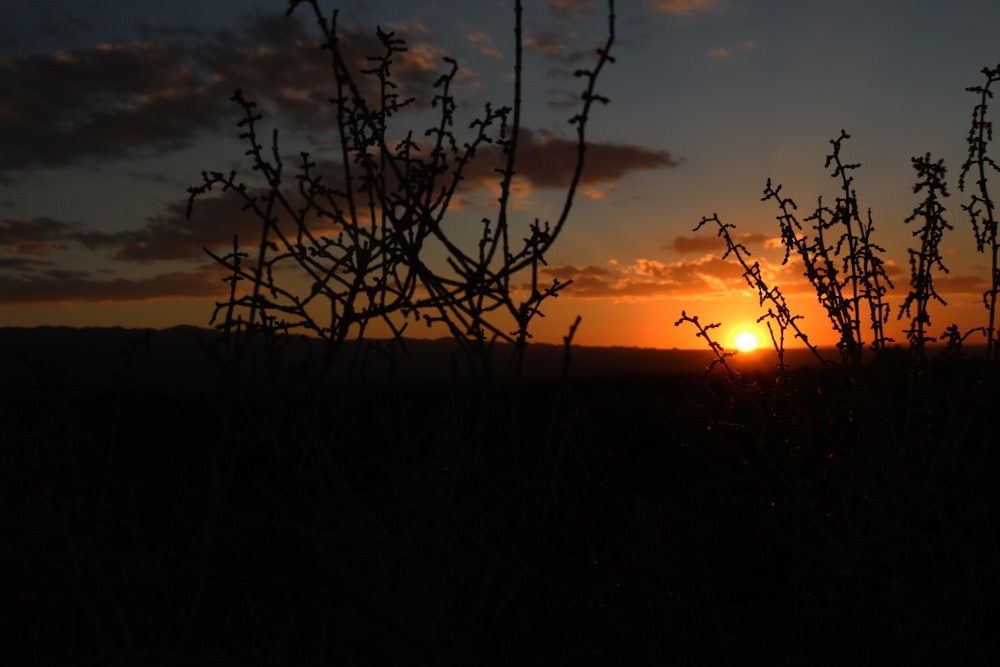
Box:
3, 0, 1000, 351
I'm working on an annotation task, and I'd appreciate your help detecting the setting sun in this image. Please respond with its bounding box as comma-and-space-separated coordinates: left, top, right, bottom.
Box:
735, 331, 759, 352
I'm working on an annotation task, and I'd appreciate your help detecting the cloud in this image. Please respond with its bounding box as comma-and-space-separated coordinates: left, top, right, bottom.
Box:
670, 234, 723, 254
0, 40, 222, 176
0, 216, 118, 257
0, 255, 52, 271
525, 0, 603, 65
646, 0, 723, 15
542, 254, 767, 300
581, 186, 608, 200
707, 40, 758, 59
467, 32, 503, 60
0, 123, 675, 268
526, 32, 568, 58
0, 11, 451, 180
463, 128, 679, 193
538, 243, 860, 302
113, 196, 269, 263
0, 265, 222, 304
0, 192, 319, 267
0, 116, 679, 309
549, 0, 597, 15
114, 182, 350, 263
668, 231, 774, 254
306, 128, 677, 204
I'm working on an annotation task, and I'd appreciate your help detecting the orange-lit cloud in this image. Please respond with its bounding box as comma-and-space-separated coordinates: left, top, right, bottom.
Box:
646, 0, 723, 16
550, 0, 596, 13
707, 41, 758, 59
669, 234, 724, 254
543, 254, 775, 300
467, 32, 503, 60
526, 33, 568, 57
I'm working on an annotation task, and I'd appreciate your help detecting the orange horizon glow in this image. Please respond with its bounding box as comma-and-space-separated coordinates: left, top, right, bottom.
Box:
1, 285, 993, 352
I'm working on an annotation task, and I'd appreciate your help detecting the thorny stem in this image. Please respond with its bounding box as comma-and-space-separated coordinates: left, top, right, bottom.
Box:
189, 1, 616, 380
762, 132, 892, 366
695, 214, 827, 368
899, 153, 952, 362
959, 64, 1000, 358
674, 310, 736, 377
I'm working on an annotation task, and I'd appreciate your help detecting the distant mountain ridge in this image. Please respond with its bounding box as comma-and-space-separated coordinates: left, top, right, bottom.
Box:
1, 325, 826, 398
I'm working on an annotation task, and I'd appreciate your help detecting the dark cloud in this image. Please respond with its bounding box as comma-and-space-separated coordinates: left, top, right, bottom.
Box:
113, 193, 288, 262
0, 11, 449, 179
0, 265, 221, 304
669, 231, 773, 254
740, 232, 774, 247
670, 234, 723, 254
0, 216, 118, 256
0, 40, 226, 173
0, 255, 52, 271
0, 216, 75, 246
463, 128, 678, 192
0, 206, 252, 267
116, 200, 240, 263
114, 180, 354, 263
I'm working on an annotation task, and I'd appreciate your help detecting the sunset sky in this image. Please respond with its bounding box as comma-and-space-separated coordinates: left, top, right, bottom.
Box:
3, 0, 1000, 350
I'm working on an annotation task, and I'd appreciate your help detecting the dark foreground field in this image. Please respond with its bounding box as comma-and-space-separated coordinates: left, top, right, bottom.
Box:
3, 327, 998, 665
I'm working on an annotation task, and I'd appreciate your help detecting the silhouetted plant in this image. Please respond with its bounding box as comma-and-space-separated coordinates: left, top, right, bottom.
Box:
681, 70, 1000, 366
763, 131, 893, 366
674, 310, 736, 377
898, 153, 952, 362
188, 0, 616, 380
694, 213, 826, 373
941, 322, 986, 355
959, 64, 1000, 358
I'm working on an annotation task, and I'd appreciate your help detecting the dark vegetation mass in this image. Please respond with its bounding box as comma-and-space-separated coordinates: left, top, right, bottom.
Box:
5, 1, 1000, 664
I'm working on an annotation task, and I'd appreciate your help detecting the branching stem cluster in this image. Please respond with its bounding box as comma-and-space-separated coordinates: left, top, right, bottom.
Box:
189, 0, 616, 379
762, 131, 893, 366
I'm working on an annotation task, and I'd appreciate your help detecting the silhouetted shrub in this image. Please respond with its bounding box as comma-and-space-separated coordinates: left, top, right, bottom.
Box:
189, 0, 616, 381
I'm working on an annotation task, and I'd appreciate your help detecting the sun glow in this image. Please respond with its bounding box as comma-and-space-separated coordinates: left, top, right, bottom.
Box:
734, 331, 759, 352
